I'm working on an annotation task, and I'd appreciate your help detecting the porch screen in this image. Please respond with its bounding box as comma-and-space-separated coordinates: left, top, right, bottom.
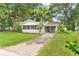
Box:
23, 25, 38, 29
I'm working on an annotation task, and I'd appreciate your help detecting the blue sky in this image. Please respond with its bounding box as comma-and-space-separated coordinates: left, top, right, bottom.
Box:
42, 3, 49, 6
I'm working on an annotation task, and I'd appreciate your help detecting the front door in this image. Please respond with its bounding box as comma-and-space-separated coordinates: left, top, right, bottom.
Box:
45, 26, 56, 33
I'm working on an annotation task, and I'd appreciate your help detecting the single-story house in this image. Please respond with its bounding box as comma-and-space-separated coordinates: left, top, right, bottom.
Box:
21, 20, 58, 34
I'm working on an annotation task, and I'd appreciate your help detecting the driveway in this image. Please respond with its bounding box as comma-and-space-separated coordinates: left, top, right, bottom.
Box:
0, 49, 18, 56
1, 33, 54, 56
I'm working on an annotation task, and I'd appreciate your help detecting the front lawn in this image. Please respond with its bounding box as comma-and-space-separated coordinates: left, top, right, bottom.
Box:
38, 31, 79, 56
0, 31, 38, 47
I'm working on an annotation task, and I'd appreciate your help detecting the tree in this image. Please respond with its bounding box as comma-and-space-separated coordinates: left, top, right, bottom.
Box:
38, 20, 44, 34
0, 3, 51, 32
0, 4, 7, 31
49, 3, 79, 31
6, 3, 42, 31
33, 6, 52, 21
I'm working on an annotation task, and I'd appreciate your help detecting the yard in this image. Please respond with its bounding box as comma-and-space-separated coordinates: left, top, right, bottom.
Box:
0, 31, 38, 47
38, 31, 79, 56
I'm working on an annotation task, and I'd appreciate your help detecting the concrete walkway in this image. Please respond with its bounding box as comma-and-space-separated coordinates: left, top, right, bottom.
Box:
1, 33, 53, 56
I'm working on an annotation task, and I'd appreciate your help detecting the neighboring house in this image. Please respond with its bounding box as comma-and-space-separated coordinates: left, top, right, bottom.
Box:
21, 20, 58, 34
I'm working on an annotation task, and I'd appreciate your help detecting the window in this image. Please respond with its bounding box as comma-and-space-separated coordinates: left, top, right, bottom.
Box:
23, 25, 38, 29
23, 25, 29, 29
23, 25, 26, 29
30, 25, 38, 29
27, 25, 30, 29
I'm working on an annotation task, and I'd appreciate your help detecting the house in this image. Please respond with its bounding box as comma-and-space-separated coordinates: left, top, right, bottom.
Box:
21, 20, 58, 34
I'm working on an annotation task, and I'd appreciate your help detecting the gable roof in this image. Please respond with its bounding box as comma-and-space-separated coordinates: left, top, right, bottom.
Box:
22, 20, 39, 25
21, 19, 58, 26
45, 22, 58, 26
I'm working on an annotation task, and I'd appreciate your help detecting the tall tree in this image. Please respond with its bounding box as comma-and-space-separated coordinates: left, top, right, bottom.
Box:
7, 3, 42, 31
33, 6, 52, 21
49, 3, 79, 31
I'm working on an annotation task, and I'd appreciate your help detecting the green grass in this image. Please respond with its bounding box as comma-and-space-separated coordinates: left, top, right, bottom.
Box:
0, 31, 38, 47
38, 31, 79, 56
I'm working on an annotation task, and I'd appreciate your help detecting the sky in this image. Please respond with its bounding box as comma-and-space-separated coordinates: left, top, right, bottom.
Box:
42, 3, 50, 6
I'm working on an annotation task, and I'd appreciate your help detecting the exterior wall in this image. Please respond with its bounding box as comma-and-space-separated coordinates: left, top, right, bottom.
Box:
22, 29, 39, 33
21, 25, 39, 33
45, 26, 56, 33
22, 26, 57, 33
21, 24, 57, 33
21, 24, 45, 34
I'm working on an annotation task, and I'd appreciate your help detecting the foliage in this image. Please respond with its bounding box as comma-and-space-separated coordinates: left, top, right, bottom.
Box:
1, 3, 79, 32
16, 24, 21, 32
33, 6, 52, 21
49, 3, 79, 31
38, 20, 44, 34
65, 41, 79, 55
57, 23, 65, 32
0, 3, 42, 31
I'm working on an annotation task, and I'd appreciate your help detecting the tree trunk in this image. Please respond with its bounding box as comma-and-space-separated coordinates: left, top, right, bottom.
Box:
39, 28, 41, 34
13, 17, 17, 31
70, 20, 75, 31
1, 19, 6, 31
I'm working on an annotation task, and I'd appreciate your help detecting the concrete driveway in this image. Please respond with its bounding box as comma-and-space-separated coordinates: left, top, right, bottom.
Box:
1, 33, 54, 56
0, 49, 18, 56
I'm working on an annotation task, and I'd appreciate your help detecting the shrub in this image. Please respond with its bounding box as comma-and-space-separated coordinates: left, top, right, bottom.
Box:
17, 25, 22, 32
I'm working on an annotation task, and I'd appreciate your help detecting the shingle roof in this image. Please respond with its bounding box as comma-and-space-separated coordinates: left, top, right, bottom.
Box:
45, 22, 58, 26
21, 20, 58, 26
22, 20, 39, 25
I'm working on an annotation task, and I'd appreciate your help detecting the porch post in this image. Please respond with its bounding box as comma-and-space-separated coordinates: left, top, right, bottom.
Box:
49, 26, 51, 33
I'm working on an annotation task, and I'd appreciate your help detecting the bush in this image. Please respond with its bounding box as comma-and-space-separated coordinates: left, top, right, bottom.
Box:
57, 24, 66, 32
17, 25, 22, 32
65, 41, 79, 55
